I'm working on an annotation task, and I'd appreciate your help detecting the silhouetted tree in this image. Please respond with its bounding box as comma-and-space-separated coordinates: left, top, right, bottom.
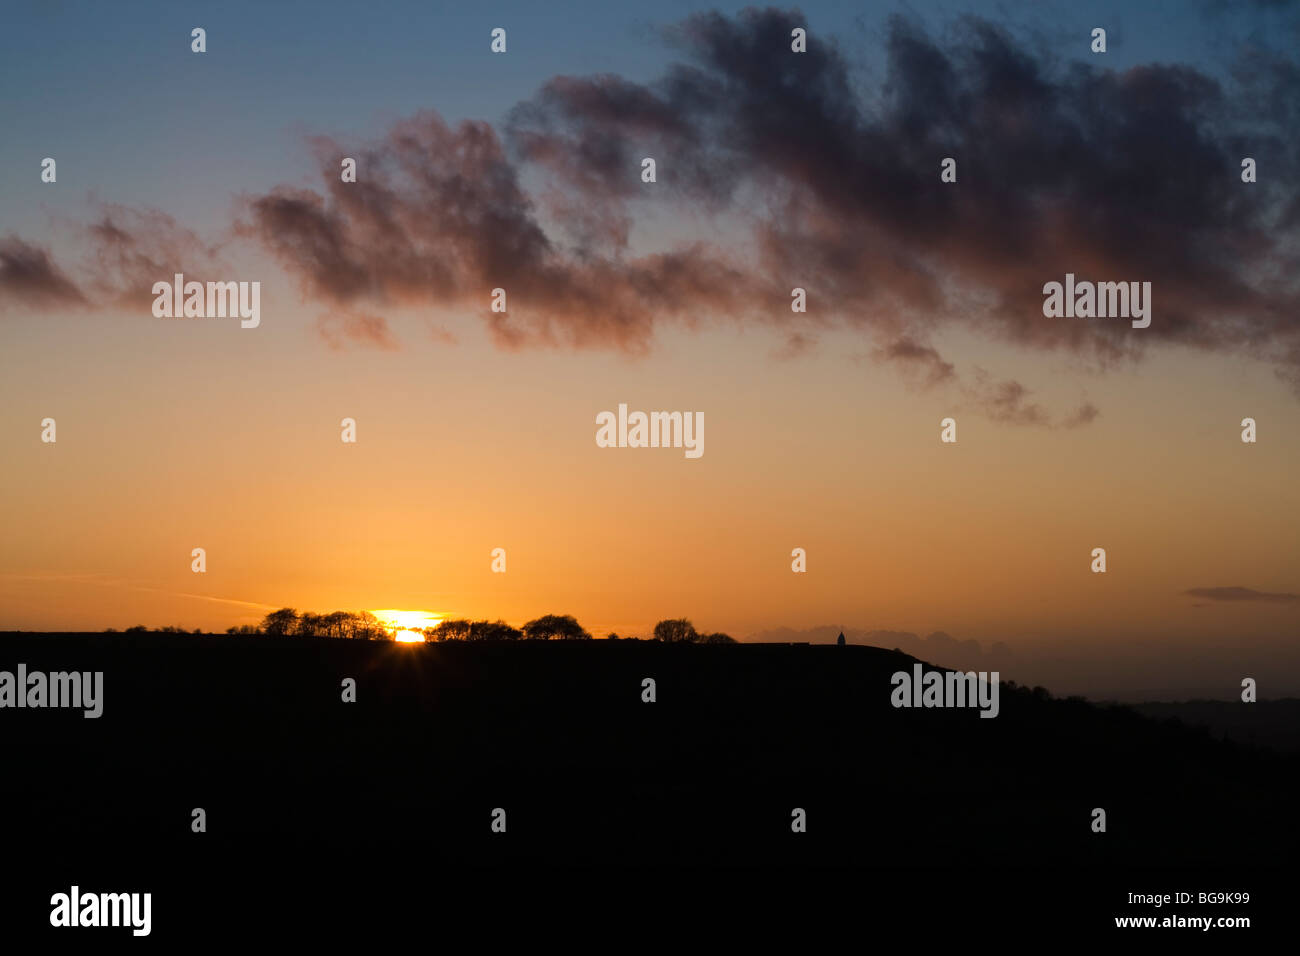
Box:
654, 618, 698, 643
468, 620, 523, 641
699, 632, 736, 644
262, 608, 299, 636
837, 632, 846, 646
321, 611, 352, 640
428, 619, 473, 642
350, 611, 387, 640
298, 612, 326, 637
522, 614, 592, 640
226, 625, 261, 635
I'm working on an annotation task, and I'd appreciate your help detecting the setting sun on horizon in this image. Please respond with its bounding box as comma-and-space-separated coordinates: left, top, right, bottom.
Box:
372, 610, 442, 642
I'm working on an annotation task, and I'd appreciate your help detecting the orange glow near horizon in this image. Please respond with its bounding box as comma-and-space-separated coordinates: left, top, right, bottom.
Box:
4, 324, 1300, 702
372, 610, 441, 641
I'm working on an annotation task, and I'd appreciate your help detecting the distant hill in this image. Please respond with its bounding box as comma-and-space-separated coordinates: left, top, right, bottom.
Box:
1126, 699, 1300, 753
752, 625, 1300, 701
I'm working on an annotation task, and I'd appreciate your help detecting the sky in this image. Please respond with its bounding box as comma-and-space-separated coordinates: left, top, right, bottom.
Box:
2, 1, 1299, 700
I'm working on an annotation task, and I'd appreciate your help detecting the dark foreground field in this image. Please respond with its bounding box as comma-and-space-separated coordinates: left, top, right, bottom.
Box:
1, 632, 1293, 938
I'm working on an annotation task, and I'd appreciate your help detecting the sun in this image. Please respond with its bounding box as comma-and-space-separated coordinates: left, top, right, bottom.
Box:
371, 610, 442, 643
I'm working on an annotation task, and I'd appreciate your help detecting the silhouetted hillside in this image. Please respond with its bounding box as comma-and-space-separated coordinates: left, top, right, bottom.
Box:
2, 632, 1292, 939
4, 632, 1295, 863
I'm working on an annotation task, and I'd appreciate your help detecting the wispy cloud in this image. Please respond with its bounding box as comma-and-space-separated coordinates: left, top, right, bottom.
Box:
872, 337, 956, 387
1, 205, 225, 313
0, 238, 87, 308
316, 310, 401, 351
0, 572, 278, 612
6, 8, 1300, 399
959, 368, 1099, 429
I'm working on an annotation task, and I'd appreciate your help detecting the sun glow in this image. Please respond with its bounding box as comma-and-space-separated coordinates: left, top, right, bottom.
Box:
372, 610, 442, 643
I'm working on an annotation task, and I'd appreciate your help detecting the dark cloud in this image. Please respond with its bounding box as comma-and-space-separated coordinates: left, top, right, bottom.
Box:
963, 371, 1052, 427
0, 238, 86, 308
1185, 586, 1300, 603
239, 113, 767, 354
501, 8, 1300, 379
9, 7, 1300, 403
83, 205, 226, 308
959, 370, 1099, 429
872, 337, 956, 387
868, 345, 1097, 427
1, 205, 224, 313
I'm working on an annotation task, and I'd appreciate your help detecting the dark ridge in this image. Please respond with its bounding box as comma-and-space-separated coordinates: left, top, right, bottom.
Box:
2, 632, 1294, 869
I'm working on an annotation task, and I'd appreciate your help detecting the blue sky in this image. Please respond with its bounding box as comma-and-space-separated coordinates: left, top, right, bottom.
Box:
3, 0, 1292, 232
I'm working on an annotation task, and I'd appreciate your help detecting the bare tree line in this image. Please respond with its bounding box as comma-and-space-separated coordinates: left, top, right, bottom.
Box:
211, 610, 738, 643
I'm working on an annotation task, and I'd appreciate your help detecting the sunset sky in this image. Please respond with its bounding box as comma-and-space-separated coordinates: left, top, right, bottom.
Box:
2, 1, 1299, 699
